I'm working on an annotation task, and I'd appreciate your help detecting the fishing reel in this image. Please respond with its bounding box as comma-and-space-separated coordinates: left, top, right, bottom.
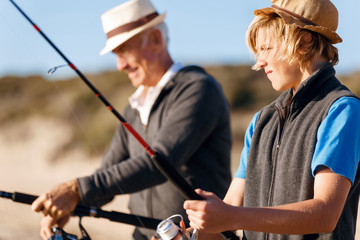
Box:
151, 214, 197, 240
49, 217, 91, 240
50, 228, 78, 240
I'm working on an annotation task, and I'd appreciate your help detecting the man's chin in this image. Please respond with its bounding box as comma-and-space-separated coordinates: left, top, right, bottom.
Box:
130, 79, 142, 88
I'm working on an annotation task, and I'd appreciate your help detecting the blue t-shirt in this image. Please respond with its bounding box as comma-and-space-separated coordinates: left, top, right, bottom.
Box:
234, 97, 360, 184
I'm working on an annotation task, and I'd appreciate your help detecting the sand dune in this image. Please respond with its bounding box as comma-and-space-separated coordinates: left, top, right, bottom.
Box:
0, 117, 134, 239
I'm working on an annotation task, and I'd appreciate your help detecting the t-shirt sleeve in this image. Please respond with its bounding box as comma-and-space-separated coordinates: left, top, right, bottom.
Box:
234, 112, 259, 179
311, 97, 360, 184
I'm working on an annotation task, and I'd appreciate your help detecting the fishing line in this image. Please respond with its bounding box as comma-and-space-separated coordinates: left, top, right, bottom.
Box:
3, 0, 158, 232
47, 68, 139, 226
8, 0, 201, 201
8, 1, 239, 239
1, 7, 103, 164
4, 0, 149, 230
2, 0, 147, 231
48, 78, 103, 158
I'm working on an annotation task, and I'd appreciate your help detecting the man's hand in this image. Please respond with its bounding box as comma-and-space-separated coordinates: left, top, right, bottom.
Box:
32, 179, 81, 222
39, 215, 70, 240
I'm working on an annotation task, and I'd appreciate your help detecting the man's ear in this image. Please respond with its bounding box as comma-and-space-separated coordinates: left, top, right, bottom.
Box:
148, 28, 163, 52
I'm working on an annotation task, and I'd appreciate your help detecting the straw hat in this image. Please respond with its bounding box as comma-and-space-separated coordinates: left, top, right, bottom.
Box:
254, 0, 342, 44
99, 0, 166, 55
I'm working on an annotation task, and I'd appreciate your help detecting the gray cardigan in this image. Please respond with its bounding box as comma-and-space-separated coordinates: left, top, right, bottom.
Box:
77, 66, 232, 238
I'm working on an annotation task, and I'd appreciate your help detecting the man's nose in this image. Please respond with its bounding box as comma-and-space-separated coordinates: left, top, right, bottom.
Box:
116, 55, 128, 71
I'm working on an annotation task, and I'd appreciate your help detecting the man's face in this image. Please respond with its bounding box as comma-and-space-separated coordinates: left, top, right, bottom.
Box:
112, 31, 158, 88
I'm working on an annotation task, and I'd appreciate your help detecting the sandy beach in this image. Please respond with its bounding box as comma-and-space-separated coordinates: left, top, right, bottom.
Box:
1, 117, 359, 239
0, 117, 133, 239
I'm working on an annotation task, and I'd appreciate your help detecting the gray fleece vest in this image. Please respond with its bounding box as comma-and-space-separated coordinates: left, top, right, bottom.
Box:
243, 63, 360, 240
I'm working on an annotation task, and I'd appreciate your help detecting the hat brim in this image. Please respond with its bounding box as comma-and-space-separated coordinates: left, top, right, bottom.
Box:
99, 12, 166, 55
254, 7, 342, 44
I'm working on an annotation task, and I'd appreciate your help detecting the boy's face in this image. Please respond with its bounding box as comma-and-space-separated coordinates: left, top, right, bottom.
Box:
255, 29, 304, 92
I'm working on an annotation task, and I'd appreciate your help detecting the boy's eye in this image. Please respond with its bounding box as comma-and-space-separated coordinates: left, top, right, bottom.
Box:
260, 46, 272, 51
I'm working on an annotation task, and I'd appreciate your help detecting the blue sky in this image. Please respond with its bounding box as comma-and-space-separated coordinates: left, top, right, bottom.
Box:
0, 0, 359, 79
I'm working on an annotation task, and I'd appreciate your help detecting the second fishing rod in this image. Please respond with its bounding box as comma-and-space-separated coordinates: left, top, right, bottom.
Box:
0, 190, 161, 230
9, 1, 239, 239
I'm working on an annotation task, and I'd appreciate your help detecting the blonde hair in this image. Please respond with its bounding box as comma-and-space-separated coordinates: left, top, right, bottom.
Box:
246, 13, 339, 71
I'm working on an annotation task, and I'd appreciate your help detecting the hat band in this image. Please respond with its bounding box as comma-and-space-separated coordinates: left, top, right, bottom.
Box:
106, 12, 159, 39
271, 5, 316, 26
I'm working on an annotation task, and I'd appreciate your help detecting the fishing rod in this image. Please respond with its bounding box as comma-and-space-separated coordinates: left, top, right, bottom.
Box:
8, 0, 199, 202
1, 190, 161, 229
8, 1, 239, 239
0, 190, 161, 229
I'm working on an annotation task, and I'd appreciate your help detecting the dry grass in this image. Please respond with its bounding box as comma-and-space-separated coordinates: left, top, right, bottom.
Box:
0, 65, 359, 239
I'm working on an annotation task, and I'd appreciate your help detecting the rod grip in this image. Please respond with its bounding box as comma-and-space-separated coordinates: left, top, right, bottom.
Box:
1, 191, 161, 230
12, 192, 38, 204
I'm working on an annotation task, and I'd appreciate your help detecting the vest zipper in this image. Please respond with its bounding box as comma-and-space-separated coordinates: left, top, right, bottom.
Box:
268, 104, 288, 205
265, 104, 289, 240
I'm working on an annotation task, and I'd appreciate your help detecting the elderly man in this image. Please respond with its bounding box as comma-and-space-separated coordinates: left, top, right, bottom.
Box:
32, 0, 232, 239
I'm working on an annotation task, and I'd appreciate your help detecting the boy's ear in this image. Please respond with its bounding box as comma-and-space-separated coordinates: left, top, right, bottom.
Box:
301, 31, 312, 44
298, 31, 313, 54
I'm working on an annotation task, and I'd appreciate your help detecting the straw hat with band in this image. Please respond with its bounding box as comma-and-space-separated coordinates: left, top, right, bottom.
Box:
100, 0, 166, 55
254, 0, 342, 44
